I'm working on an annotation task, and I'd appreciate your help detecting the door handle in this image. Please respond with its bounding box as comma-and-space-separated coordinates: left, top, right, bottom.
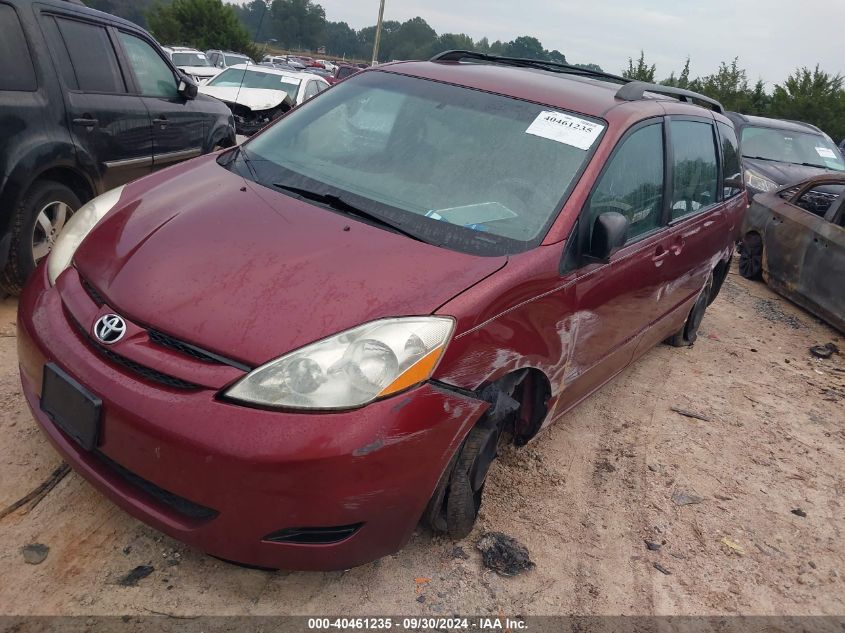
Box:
72, 117, 98, 128
652, 245, 670, 265
153, 116, 168, 129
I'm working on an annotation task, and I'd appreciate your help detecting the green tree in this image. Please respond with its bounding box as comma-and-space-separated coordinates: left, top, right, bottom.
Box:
623, 51, 656, 82
547, 49, 567, 64
148, 0, 256, 54
574, 63, 604, 72
770, 66, 845, 140
86, 0, 160, 27
325, 21, 361, 58
503, 36, 545, 59
269, 0, 326, 50
390, 17, 437, 60
688, 58, 752, 112
662, 57, 690, 89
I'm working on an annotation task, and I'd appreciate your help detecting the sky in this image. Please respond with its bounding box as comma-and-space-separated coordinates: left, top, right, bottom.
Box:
241, 0, 845, 87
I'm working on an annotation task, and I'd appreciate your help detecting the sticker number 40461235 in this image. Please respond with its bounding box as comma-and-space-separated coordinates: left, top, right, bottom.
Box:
525, 110, 604, 151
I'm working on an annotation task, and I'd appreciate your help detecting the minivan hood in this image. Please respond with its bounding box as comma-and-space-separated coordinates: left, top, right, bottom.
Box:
73, 156, 507, 366
743, 156, 843, 186
198, 86, 294, 111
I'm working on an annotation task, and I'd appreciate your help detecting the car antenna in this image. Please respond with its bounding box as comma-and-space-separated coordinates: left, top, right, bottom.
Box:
235, 0, 270, 108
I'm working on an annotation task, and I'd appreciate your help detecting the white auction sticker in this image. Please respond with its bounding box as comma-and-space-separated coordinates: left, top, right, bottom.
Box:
525, 111, 604, 150
816, 146, 837, 159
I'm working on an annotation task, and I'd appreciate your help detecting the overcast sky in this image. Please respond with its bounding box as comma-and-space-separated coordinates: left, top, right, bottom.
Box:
247, 0, 844, 87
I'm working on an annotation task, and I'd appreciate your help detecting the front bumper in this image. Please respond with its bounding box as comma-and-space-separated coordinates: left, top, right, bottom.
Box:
17, 264, 487, 570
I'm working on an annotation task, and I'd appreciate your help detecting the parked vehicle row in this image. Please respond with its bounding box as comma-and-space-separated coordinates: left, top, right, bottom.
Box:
18, 49, 747, 570
162, 46, 219, 84
0, 0, 235, 295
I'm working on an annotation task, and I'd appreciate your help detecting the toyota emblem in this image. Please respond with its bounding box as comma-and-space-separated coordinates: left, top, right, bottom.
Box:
93, 314, 127, 345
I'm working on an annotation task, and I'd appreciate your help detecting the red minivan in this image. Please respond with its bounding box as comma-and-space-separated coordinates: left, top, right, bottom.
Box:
17, 51, 747, 570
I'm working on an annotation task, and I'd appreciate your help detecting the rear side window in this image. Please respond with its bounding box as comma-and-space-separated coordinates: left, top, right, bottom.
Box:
586, 123, 664, 241
55, 17, 125, 93
304, 80, 320, 100
41, 17, 77, 89
718, 122, 743, 199
117, 32, 177, 99
670, 120, 718, 219
0, 4, 37, 91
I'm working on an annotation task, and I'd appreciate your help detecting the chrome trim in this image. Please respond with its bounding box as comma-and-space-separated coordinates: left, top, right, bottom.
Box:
153, 148, 202, 166
104, 156, 153, 169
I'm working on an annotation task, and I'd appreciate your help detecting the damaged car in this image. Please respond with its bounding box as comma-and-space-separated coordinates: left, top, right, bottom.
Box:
199, 64, 329, 136
18, 51, 745, 571
738, 174, 844, 332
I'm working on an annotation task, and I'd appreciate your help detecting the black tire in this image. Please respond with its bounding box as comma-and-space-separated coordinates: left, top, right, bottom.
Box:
667, 275, 713, 347
0, 181, 81, 296
738, 233, 763, 280
425, 426, 496, 540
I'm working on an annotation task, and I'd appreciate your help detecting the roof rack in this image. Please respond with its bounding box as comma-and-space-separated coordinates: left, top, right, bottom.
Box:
616, 81, 724, 113
431, 50, 724, 114
430, 50, 630, 85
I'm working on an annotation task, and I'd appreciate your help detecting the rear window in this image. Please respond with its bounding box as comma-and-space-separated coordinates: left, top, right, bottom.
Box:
741, 125, 845, 171
0, 4, 37, 91
244, 71, 605, 254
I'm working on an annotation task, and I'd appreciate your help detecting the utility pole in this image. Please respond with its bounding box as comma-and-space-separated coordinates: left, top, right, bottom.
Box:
371, 0, 386, 66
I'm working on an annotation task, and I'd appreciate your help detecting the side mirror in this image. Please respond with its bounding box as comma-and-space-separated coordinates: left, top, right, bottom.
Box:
177, 74, 198, 100
588, 212, 629, 262
724, 176, 744, 189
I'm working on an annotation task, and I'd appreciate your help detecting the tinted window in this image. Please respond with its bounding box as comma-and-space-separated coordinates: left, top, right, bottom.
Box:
118, 32, 177, 99
587, 123, 664, 241
718, 122, 742, 199
41, 17, 77, 89
0, 4, 36, 91
670, 120, 718, 219
56, 18, 125, 93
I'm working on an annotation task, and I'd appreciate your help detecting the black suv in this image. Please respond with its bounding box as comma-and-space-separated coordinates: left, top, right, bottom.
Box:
726, 112, 845, 198
0, 0, 235, 294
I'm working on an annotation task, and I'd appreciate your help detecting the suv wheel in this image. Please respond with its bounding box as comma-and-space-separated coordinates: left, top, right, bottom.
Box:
0, 181, 81, 295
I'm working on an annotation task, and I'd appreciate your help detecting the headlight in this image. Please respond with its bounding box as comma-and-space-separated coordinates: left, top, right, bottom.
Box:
223, 317, 455, 410
47, 186, 124, 285
744, 169, 777, 193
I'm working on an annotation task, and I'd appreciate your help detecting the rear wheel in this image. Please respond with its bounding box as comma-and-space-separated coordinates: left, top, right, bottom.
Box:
0, 181, 81, 295
738, 233, 763, 280
667, 274, 713, 347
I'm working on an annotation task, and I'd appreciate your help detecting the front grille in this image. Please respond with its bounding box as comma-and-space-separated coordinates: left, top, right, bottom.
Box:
69, 314, 201, 390
148, 329, 251, 371
96, 451, 218, 521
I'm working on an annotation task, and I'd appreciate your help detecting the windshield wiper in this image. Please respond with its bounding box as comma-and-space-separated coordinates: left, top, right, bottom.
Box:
273, 183, 428, 243
799, 162, 828, 169
743, 155, 780, 162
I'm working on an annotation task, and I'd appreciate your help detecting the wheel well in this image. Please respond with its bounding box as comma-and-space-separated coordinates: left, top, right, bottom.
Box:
478, 368, 551, 447
35, 167, 95, 205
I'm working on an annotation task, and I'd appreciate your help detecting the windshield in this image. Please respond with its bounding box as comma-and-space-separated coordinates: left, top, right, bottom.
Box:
741, 126, 845, 171
207, 68, 301, 98
225, 54, 251, 66
171, 51, 211, 67
242, 71, 604, 255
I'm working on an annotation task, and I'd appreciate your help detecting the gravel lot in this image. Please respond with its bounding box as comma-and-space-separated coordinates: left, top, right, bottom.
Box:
0, 266, 843, 617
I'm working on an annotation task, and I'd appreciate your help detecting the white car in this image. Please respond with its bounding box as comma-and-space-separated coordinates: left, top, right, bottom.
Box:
162, 46, 219, 84
198, 64, 330, 136
316, 59, 337, 72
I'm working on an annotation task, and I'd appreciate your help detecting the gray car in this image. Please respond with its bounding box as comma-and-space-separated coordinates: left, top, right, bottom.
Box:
739, 173, 845, 332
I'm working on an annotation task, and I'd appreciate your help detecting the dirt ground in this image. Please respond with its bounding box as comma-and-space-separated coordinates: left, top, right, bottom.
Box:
0, 266, 843, 617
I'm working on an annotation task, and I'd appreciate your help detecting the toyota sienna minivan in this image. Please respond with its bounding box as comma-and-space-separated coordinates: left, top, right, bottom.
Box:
18, 51, 746, 570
